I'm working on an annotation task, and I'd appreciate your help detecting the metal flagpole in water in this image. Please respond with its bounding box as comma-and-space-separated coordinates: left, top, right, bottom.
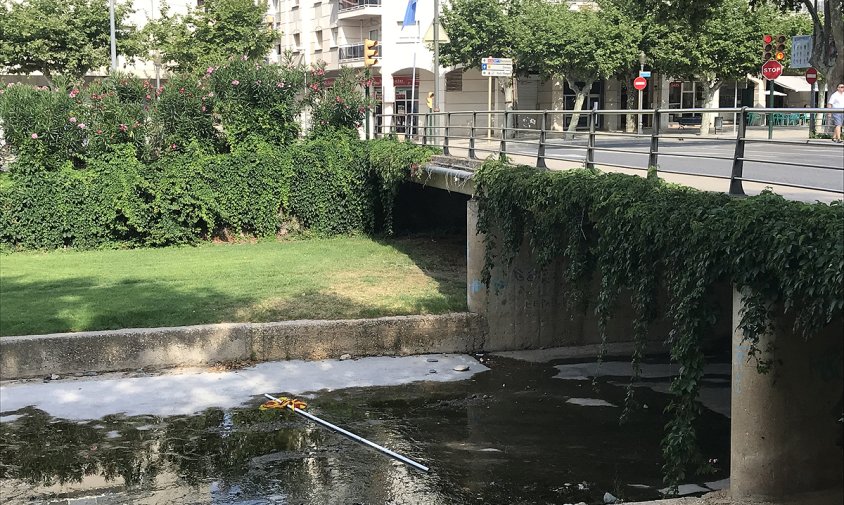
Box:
262, 393, 430, 472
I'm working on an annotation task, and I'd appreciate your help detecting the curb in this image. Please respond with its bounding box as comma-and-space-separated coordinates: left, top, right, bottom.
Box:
0, 313, 487, 380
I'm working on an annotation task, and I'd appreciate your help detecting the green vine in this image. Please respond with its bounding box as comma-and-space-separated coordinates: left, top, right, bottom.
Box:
474, 160, 844, 488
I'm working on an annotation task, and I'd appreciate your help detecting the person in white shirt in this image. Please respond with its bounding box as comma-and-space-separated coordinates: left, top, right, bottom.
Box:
827, 83, 844, 143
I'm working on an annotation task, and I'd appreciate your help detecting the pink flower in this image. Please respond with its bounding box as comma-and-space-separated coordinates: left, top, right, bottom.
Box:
170, 143, 177, 150
276, 82, 284, 88
145, 94, 151, 100
77, 123, 86, 129
119, 123, 128, 132
206, 67, 215, 74
335, 96, 343, 103
96, 129, 103, 135
30, 133, 38, 139
69, 117, 77, 123
69, 88, 79, 98
231, 80, 240, 86
241, 55, 248, 61
201, 105, 206, 112
179, 87, 185, 94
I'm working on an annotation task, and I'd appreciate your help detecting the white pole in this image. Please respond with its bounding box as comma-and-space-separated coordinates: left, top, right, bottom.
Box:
487, 73, 492, 140
264, 394, 429, 472
410, 20, 419, 138
109, 0, 118, 72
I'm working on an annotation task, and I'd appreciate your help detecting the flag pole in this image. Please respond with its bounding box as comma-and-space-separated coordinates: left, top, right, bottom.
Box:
263, 394, 429, 472
410, 20, 419, 138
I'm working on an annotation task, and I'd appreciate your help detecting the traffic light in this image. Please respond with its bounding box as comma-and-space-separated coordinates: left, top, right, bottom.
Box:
363, 39, 379, 67
774, 34, 786, 61
762, 34, 774, 61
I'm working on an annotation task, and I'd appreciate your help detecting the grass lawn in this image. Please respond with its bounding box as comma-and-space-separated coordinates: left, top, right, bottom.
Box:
0, 235, 467, 336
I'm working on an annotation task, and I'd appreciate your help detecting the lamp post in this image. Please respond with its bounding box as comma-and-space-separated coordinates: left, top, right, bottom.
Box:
638, 51, 646, 136
109, 0, 117, 71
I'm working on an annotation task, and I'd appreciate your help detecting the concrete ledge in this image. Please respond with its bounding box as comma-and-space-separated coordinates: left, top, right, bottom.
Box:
0, 313, 486, 380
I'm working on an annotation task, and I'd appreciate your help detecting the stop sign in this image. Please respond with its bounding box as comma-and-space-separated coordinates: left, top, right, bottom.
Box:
633, 77, 647, 90
805, 67, 818, 85
762, 60, 783, 81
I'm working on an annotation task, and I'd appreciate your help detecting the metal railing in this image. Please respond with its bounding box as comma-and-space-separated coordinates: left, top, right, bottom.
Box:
373, 107, 844, 198
339, 0, 381, 12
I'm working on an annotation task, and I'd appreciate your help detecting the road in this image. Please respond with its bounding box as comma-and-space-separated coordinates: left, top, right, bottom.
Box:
440, 132, 844, 203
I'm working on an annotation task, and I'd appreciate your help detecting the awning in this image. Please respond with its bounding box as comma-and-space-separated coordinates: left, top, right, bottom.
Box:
775, 76, 812, 92
765, 90, 787, 96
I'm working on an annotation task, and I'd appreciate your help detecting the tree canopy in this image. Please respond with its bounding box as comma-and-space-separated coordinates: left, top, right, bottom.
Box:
144, 0, 277, 73
0, 0, 140, 84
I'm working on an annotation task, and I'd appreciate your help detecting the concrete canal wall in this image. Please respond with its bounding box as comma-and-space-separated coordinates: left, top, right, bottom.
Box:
0, 313, 485, 380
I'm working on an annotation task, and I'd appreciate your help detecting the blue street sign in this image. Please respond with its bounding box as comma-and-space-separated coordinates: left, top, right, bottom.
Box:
639, 71, 652, 78
482, 63, 487, 70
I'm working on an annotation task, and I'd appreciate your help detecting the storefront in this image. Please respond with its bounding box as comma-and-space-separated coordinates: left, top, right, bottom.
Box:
392, 74, 419, 135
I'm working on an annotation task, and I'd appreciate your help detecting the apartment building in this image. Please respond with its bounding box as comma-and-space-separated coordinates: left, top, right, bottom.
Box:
267, 0, 628, 133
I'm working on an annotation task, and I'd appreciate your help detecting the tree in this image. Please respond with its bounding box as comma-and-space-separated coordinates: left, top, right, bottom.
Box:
439, 0, 527, 133
145, 0, 276, 73
0, 0, 140, 85
514, 0, 640, 136
648, 0, 762, 133
754, 0, 844, 97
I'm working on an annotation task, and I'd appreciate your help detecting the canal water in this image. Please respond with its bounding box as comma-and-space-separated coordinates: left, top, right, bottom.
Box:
0, 354, 730, 505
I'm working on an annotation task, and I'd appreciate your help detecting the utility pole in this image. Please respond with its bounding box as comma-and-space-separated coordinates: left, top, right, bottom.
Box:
109, 0, 118, 72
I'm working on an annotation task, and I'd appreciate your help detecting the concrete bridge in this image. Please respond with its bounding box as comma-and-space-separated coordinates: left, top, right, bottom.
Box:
412, 154, 843, 504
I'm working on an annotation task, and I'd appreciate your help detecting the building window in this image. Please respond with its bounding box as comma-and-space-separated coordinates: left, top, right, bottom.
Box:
446, 70, 462, 92
314, 30, 323, 52
331, 28, 338, 47
293, 33, 301, 49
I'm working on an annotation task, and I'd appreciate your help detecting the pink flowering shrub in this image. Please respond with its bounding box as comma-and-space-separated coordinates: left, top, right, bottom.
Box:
307, 66, 373, 138
0, 79, 86, 171
151, 73, 220, 154
209, 57, 306, 147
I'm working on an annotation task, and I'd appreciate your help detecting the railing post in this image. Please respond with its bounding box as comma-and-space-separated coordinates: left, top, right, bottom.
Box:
443, 112, 451, 156
499, 111, 508, 159
586, 104, 597, 170
422, 112, 428, 145
536, 111, 548, 169
648, 108, 660, 171
469, 112, 477, 159
729, 106, 747, 196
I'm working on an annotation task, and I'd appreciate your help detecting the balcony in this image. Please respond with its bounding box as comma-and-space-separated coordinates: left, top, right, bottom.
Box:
338, 0, 381, 21
338, 43, 382, 67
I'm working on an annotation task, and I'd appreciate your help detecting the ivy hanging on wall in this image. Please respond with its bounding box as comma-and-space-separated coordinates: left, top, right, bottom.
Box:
473, 159, 844, 488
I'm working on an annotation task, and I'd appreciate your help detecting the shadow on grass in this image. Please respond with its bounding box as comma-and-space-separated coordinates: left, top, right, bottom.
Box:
374, 233, 468, 315
0, 273, 465, 337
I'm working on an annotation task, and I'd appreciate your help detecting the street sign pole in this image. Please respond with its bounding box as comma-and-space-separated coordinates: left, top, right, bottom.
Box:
768, 79, 774, 140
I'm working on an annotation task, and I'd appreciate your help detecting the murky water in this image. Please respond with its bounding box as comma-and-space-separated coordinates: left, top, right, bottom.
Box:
0, 356, 730, 504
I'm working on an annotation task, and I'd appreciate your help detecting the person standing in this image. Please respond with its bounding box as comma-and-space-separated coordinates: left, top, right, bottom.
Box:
827, 83, 844, 143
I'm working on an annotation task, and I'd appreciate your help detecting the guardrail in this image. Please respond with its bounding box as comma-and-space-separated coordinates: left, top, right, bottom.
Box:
373, 107, 844, 198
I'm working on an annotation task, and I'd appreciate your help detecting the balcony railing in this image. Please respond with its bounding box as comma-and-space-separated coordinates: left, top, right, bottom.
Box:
338, 44, 383, 62
339, 0, 381, 12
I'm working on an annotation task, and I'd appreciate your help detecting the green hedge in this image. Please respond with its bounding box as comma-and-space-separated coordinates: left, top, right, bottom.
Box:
0, 139, 438, 250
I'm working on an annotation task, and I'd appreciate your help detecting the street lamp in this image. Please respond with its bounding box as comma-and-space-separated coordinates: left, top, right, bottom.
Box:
109, 0, 117, 71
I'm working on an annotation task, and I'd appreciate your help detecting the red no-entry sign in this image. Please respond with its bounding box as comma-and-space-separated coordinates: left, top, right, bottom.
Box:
633, 77, 647, 91
805, 67, 818, 85
762, 60, 783, 81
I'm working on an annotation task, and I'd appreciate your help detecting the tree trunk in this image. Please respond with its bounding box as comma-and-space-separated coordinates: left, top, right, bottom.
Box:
625, 70, 637, 132
699, 81, 721, 134
805, 0, 844, 97
41, 67, 54, 89
565, 78, 592, 140
503, 77, 516, 139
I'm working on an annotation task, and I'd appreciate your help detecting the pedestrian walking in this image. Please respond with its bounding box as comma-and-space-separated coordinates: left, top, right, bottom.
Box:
827, 83, 844, 143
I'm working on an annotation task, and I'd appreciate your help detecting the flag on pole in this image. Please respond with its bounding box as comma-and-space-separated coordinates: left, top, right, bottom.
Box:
402, 0, 418, 29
